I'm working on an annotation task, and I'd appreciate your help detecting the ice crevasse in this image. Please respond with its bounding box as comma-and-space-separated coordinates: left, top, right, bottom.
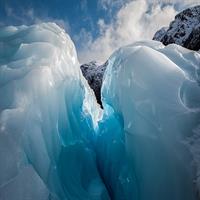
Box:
0, 23, 200, 200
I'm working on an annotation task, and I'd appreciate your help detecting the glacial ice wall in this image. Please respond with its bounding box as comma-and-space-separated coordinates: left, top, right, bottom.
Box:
0, 23, 107, 200
0, 23, 200, 200
101, 40, 200, 200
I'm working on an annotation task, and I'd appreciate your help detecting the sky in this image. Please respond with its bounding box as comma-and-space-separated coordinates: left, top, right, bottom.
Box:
0, 0, 199, 64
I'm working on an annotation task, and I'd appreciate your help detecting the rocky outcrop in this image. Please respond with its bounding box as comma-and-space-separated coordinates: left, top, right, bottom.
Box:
153, 5, 200, 51
80, 61, 107, 107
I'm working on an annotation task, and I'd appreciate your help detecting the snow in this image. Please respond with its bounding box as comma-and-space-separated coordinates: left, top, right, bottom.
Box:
152, 27, 168, 41
0, 23, 200, 200
153, 5, 200, 51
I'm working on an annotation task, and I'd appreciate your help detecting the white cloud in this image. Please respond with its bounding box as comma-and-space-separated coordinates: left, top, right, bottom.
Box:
73, 28, 93, 49
78, 0, 200, 64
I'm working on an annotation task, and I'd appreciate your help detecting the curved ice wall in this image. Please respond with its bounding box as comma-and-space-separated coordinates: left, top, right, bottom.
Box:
101, 40, 200, 200
0, 23, 200, 200
0, 23, 107, 200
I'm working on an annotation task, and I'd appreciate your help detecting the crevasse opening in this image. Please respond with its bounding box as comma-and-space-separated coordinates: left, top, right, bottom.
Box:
0, 23, 200, 200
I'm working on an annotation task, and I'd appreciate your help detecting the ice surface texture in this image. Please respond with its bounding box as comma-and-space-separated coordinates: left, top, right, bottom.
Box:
0, 23, 200, 200
101, 40, 200, 200
0, 23, 106, 200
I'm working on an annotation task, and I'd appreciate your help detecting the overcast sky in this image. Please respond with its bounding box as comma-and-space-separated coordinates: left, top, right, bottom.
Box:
0, 0, 199, 64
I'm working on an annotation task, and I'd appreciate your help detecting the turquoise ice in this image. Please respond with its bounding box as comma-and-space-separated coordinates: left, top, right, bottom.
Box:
0, 23, 200, 200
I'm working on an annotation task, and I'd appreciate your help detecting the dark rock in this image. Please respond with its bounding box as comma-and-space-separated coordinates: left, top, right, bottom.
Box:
153, 5, 200, 51
80, 61, 107, 107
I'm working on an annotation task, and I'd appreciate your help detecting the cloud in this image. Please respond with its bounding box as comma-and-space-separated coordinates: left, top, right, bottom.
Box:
2, 0, 199, 64
73, 28, 93, 49
78, 0, 200, 64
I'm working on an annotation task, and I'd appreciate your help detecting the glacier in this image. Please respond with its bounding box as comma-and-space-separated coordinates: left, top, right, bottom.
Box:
0, 23, 200, 200
0, 23, 107, 200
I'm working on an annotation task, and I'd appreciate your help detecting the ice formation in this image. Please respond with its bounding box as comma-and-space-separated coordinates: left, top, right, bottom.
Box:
0, 23, 200, 200
0, 23, 106, 200
101, 40, 200, 200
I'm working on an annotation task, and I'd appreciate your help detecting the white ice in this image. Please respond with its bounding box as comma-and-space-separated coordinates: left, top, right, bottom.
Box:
101, 40, 200, 200
0, 23, 200, 200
